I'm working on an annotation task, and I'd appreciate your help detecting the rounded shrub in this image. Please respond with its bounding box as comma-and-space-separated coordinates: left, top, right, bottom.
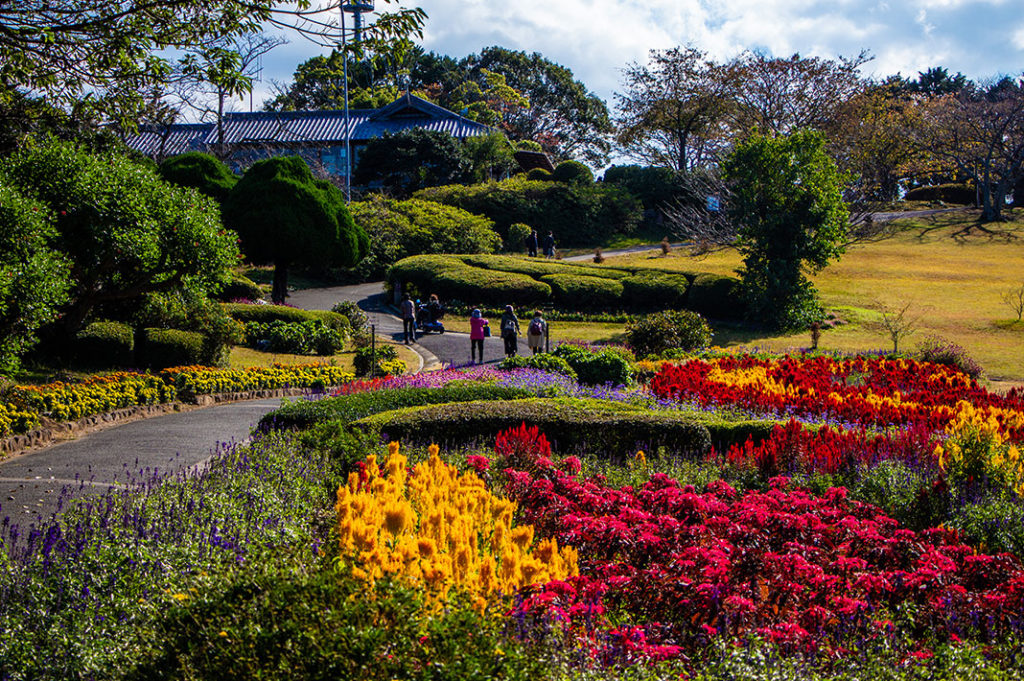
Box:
625, 309, 713, 358
507, 222, 532, 250
73, 321, 135, 368
687, 273, 745, 319
158, 152, 238, 202
141, 328, 205, 369
552, 344, 635, 386
525, 168, 551, 181
621, 272, 690, 310
915, 337, 983, 379
551, 160, 594, 185
214, 274, 264, 302
541, 274, 624, 310
222, 303, 350, 336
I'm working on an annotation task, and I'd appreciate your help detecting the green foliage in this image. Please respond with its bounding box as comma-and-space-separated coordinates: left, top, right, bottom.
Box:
603, 165, 693, 210
687, 274, 746, 320
386, 255, 551, 307
141, 328, 206, 369
903, 183, 976, 205
158, 152, 237, 202
416, 176, 642, 247
456, 254, 631, 280
551, 159, 594, 184
212, 274, 263, 302
497, 353, 577, 380
221, 303, 350, 336
723, 130, 849, 330
0, 181, 71, 372
73, 320, 135, 368
541, 273, 624, 310
625, 310, 713, 358
223, 156, 368, 303
353, 344, 400, 377
464, 131, 519, 182
507, 222, 532, 251
851, 460, 942, 531
348, 195, 500, 279
552, 344, 635, 386
0, 138, 240, 337
352, 128, 473, 197
245, 320, 344, 356
525, 168, 551, 181
621, 271, 690, 310
951, 496, 1024, 556
353, 397, 711, 460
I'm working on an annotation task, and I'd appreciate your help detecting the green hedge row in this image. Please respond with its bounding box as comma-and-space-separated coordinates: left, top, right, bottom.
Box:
350, 397, 713, 460
221, 303, 351, 335
71, 321, 225, 370
388, 254, 743, 316
74, 321, 135, 368
903, 183, 975, 205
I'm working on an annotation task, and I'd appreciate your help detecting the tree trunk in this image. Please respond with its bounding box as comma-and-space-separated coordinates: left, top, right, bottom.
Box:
272, 261, 289, 304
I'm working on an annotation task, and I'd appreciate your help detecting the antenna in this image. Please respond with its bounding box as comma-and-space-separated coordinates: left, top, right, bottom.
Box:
341, 1, 374, 45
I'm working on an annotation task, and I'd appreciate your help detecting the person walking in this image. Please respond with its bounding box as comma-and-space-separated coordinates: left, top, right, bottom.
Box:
542, 231, 555, 258
499, 305, 520, 357
527, 310, 547, 355
400, 293, 416, 344
526, 229, 539, 257
469, 308, 490, 364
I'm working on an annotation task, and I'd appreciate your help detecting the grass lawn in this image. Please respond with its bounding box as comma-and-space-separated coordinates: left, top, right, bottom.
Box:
609, 209, 1024, 383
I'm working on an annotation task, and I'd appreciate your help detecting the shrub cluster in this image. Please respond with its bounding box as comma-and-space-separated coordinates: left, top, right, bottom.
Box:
686, 273, 746, 319
415, 176, 641, 247
387, 255, 551, 307
625, 310, 713, 358
915, 336, 983, 379
497, 353, 578, 380
903, 183, 976, 204
140, 328, 206, 369
244, 320, 345, 356
540, 274, 624, 310
221, 302, 351, 336
353, 344, 405, 377
73, 321, 135, 368
212, 274, 263, 302
551, 344, 635, 386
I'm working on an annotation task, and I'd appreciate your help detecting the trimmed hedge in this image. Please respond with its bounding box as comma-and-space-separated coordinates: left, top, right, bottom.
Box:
221, 303, 350, 335
351, 397, 712, 460
73, 321, 135, 368
214, 274, 264, 302
621, 272, 690, 309
687, 273, 745, 319
140, 328, 205, 369
541, 274, 624, 310
456, 254, 632, 280
387, 255, 551, 306
551, 160, 594, 185
259, 383, 538, 431
903, 183, 975, 205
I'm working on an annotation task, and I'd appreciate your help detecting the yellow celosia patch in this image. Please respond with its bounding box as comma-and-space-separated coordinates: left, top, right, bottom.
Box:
936, 402, 1024, 496
335, 442, 578, 604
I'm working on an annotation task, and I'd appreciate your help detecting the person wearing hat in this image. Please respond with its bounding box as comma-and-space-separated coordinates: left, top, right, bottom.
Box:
499, 305, 520, 357
469, 308, 489, 363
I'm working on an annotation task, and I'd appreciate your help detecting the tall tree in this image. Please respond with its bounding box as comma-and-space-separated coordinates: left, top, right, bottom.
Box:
352, 129, 474, 197
468, 46, 613, 167
727, 51, 869, 137
615, 46, 735, 171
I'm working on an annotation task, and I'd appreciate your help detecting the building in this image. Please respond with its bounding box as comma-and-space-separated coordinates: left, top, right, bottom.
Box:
124, 93, 495, 177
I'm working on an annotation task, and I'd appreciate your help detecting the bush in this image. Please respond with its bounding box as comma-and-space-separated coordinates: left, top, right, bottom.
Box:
541, 274, 624, 310
140, 328, 206, 369
456, 254, 631, 280
903, 183, 975, 205
331, 301, 369, 339
621, 272, 690, 310
916, 336, 983, 379
497, 353, 577, 380
552, 344, 635, 386
348, 195, 501, 279
687, 273, 745, 319
386, 255, 551, 307
415, 176, 641, 247
158, 152, 238, 202
351, 397, 712, 460
73, 320, 135, 368
353, 344, 400, 377
525, 168, 551, 181
222, 303, 350, 336
213, 274, 263, 302
951, 496, 1024, 556
625, 310, 713, 358
507, 222, 532, 251
551, 160, 593, 185
245, 320, 345, 356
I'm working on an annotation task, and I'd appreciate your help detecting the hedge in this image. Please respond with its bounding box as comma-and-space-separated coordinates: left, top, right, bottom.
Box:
351, 397, 712, 460
221, 303, 351, 335
387, 255, 551, 306
73, 321, 135, 368
140, 328, 205, 369
903, 183, 975, 205
214, 274, 264, 302
540, 274, 624, 310
456, 254, 632, 280
259, 383, 538, 432
687, 273, 745, 319
621, 272, 690, 310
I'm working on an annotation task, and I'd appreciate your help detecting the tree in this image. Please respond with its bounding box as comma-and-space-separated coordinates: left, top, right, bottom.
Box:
912, 77, 1024, 222
223, 156, 369, 303
352, 129, 474, 197
902, 67, 970, 96
0, 138, 240, 336
159, 152, 238, 203
615, 46, 735, 171
0, 183, 71, 372
727, 51, 869, 137
463, 131, 518, 182
468, 46, 613, 167
722, 130, 849, 329
0, 1, 426, 124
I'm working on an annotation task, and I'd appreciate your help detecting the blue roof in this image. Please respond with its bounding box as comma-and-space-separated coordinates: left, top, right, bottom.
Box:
123, 123, 213, 158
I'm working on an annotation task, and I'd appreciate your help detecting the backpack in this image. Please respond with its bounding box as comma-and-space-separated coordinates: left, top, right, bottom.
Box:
501, 317, 516, 334
528, 318, 544, 336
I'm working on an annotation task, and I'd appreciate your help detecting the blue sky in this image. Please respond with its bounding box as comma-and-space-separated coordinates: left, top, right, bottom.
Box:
249, 0, 1024, 113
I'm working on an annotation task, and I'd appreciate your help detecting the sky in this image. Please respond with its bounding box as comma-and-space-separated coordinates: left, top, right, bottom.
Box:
249, 0, 1024, 114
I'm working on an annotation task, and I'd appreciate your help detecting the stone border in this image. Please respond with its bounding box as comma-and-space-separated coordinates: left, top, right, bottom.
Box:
0, 387, 313, 461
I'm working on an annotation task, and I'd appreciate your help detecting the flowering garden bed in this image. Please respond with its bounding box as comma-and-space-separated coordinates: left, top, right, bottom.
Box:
3, 355, 1024, 679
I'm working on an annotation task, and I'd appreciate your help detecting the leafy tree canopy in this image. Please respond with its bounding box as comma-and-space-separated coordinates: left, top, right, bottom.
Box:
353, 128, 475, 197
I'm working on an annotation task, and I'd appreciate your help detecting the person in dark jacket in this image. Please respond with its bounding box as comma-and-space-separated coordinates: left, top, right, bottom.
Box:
526, 229, 539, 257
400, 293, 416, 343
542, 231, 555, 258
499, 305, 520, 357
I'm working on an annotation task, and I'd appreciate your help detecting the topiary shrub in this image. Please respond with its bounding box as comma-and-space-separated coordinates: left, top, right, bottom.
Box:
213, 274, 264, 302
457, 254, 631, 280
141, 328, 205, 369
525, 168, 551, 181
687, 273, 745, 319
551, 160, 594, 185
552, 344, 634, 386
903, 183, 975, 205
497, 353, 577, 380
625, 310, 713, 358
541, 274, 624, 310
621, 272, 690, 310
73, 320, 135, 368
158, 152, 238, 202
387, 255, 552, 307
